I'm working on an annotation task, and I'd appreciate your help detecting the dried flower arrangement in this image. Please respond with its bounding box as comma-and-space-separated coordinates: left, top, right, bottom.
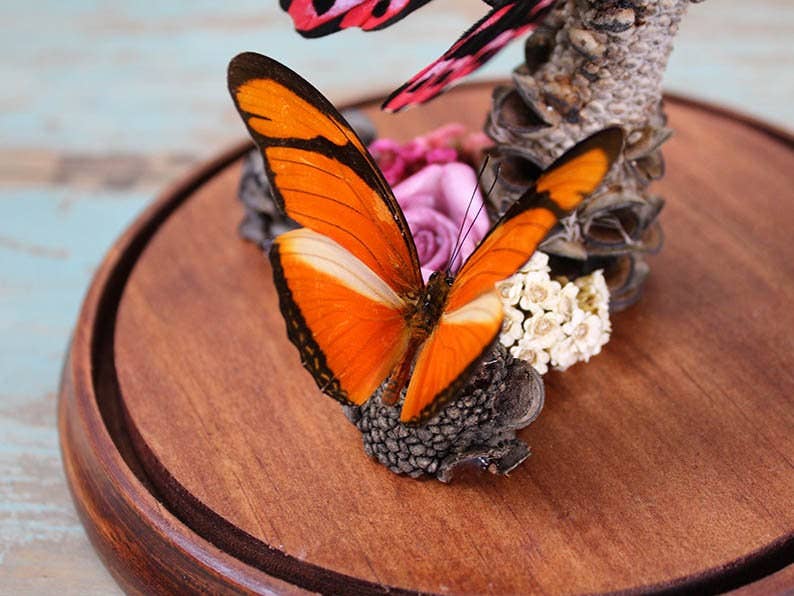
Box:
230, 0, 699, 481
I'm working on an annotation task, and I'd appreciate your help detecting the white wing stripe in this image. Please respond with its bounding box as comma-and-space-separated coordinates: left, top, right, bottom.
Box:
278, 228, 405, 309
442, 291, 502, 325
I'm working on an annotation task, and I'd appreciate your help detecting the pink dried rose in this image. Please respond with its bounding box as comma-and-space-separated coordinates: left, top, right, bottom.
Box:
369, 123, 493, 185
393, 162, 491, 282
368, 138, 407, 185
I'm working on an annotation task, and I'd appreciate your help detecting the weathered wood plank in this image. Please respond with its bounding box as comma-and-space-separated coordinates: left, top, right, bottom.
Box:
0, 188, 148, 594
0, 1, 790, 161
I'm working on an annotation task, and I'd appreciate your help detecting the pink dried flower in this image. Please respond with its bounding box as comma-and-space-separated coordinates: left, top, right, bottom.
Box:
423, 123, 467, 148
460, 131, 493, 165
393, 162, 490, 282
426, 147, 459, 164
368, 138, 407, 185
370, 123, 494, 186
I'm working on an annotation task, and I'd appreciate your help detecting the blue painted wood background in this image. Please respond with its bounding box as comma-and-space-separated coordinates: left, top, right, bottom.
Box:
1, 1, 791, 591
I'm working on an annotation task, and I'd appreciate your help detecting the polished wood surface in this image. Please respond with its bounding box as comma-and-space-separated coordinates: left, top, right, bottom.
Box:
59, 85, 794, 594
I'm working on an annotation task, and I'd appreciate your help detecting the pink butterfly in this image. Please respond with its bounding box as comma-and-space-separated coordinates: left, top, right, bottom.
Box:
279, 0, 557, 111
280, 0, 433, 35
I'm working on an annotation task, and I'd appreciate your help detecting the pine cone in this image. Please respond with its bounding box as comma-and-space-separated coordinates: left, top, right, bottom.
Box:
485, 0, 699, 309
344, 343, 545, 482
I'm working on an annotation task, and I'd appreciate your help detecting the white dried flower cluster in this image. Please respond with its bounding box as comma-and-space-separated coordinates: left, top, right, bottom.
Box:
497, 252, 611, 375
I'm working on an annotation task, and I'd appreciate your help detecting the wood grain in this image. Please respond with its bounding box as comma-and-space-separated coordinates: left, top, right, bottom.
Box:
59, 86, 794, 594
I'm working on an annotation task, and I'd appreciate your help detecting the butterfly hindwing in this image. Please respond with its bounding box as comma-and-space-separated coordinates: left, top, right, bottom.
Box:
399, 127, 624, 422
271, 228, 411, 405
383, 0, 556, 112
400, 291, 503, 423
281, 0, 433, 37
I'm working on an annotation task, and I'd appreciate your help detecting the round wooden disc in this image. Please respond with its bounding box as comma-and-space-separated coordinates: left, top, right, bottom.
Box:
59, 85, 794, 595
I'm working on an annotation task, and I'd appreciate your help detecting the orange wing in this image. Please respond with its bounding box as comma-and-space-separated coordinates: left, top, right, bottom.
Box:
400, 128, 624, 422
446, 127, 624, 312
228, 52, 422, 296
271, 228, 412, 405
229, 53, 424, 406
400, 291, 503, 423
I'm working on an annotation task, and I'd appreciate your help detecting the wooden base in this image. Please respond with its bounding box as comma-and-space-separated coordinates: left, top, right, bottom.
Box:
59, 85, 794, 594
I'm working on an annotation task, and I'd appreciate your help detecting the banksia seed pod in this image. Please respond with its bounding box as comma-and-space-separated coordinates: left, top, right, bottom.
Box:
237, 150, 295, 248
344, 344, 545, 482
485, 0, 702, 309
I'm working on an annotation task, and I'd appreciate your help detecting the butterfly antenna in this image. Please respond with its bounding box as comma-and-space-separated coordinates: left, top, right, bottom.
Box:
447, 156, 491, 275
447, 161, 501, 275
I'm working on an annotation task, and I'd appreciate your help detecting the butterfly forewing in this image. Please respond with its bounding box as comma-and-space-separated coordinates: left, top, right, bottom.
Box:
229, 53, 423, 406
282, 1, 555, 112
399, 127, 623, 422
228, 52, 422, 296
265, 145, 422, 293
447, 127, 624, 312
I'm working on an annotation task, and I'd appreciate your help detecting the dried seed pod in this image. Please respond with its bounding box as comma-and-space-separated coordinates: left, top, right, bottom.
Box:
344, 344, 545, 482
606, 253, 652, 311
485, 0, 700, 310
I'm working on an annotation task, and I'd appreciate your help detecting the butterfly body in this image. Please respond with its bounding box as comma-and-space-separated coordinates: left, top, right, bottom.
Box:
411, 272, 450, 334
379, 270, 451, 405
229, 52, 621, 424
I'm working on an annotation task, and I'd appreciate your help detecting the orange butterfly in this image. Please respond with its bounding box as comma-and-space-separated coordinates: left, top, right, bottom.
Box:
228, 52, 622, 424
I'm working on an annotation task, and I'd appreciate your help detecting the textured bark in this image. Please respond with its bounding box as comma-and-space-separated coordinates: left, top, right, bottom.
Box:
486, 0, 703, 309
